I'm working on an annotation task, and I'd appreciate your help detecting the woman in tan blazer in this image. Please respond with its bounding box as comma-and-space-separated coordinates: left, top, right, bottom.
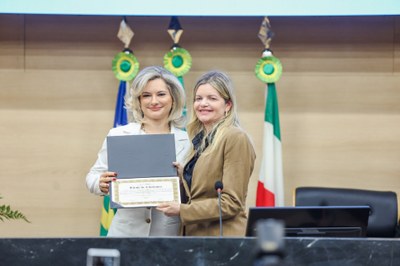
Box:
158, 70, 256, 236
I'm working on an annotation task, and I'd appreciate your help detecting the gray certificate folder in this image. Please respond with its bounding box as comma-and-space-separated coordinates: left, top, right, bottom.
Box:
107, 134, 178, 209
107, 134, 177, 178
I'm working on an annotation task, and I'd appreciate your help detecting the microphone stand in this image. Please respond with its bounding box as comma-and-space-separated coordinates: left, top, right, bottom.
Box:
215, 181, 224, 237
217, 188, 223, 237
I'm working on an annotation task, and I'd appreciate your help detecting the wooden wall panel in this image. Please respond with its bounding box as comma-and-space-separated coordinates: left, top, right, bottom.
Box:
0, 109, 113, 236
0, 15, 24, 69
0, 14, 399, 237
274, 16, 395, 73
0, 70, 117, 109
394, 16, 400, 72
25, 16, 119, 71
282, 113, 400, 188
278, 74, 400, 114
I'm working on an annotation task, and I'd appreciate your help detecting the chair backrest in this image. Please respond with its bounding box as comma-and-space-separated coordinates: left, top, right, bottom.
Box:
295, 187, 398, 237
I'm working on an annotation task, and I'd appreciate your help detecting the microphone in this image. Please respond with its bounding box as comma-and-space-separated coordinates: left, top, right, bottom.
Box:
215, 180, 223, 192
215, 181, 224, 237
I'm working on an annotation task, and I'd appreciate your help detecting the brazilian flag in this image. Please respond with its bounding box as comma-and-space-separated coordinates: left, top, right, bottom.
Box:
100, 81, 128, 236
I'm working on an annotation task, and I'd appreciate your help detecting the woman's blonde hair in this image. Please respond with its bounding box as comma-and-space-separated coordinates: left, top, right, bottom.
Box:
187, 70, 240, 157
125, 66, 186, 128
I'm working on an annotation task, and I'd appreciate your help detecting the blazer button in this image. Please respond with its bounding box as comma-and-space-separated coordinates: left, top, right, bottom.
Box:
146, 218, 151, 223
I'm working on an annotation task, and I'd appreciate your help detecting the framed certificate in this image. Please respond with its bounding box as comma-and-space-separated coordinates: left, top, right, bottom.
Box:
107, 134, 180, 208
111, 176, 180, 208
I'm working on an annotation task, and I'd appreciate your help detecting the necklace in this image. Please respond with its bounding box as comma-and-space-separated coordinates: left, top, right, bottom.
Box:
141, 123, 171, 134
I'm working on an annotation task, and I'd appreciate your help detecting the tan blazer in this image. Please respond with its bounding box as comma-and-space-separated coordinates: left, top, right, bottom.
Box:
180, 126, 256, 236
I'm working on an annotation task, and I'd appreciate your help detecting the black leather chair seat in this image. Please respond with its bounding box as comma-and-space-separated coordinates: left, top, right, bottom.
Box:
295, 187, 398, 237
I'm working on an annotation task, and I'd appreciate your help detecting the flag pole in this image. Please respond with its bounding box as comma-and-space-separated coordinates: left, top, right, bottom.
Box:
100, 18, 139, 236
254, 17, 284, 207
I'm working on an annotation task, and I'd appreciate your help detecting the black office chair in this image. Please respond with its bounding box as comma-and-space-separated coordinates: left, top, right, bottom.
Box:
295, 187, 398, 237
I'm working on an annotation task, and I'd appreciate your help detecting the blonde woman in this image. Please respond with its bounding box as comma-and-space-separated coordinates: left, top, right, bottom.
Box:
157, 70, 256, 236
86, 66, 190, 237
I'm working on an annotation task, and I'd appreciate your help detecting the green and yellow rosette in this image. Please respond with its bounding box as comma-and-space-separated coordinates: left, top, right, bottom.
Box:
255, 56, 283, 83
112, 51, 140, 81
163, 46, 192, 77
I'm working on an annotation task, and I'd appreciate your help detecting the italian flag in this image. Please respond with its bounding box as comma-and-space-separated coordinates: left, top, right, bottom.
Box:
256, 83, 284, 207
